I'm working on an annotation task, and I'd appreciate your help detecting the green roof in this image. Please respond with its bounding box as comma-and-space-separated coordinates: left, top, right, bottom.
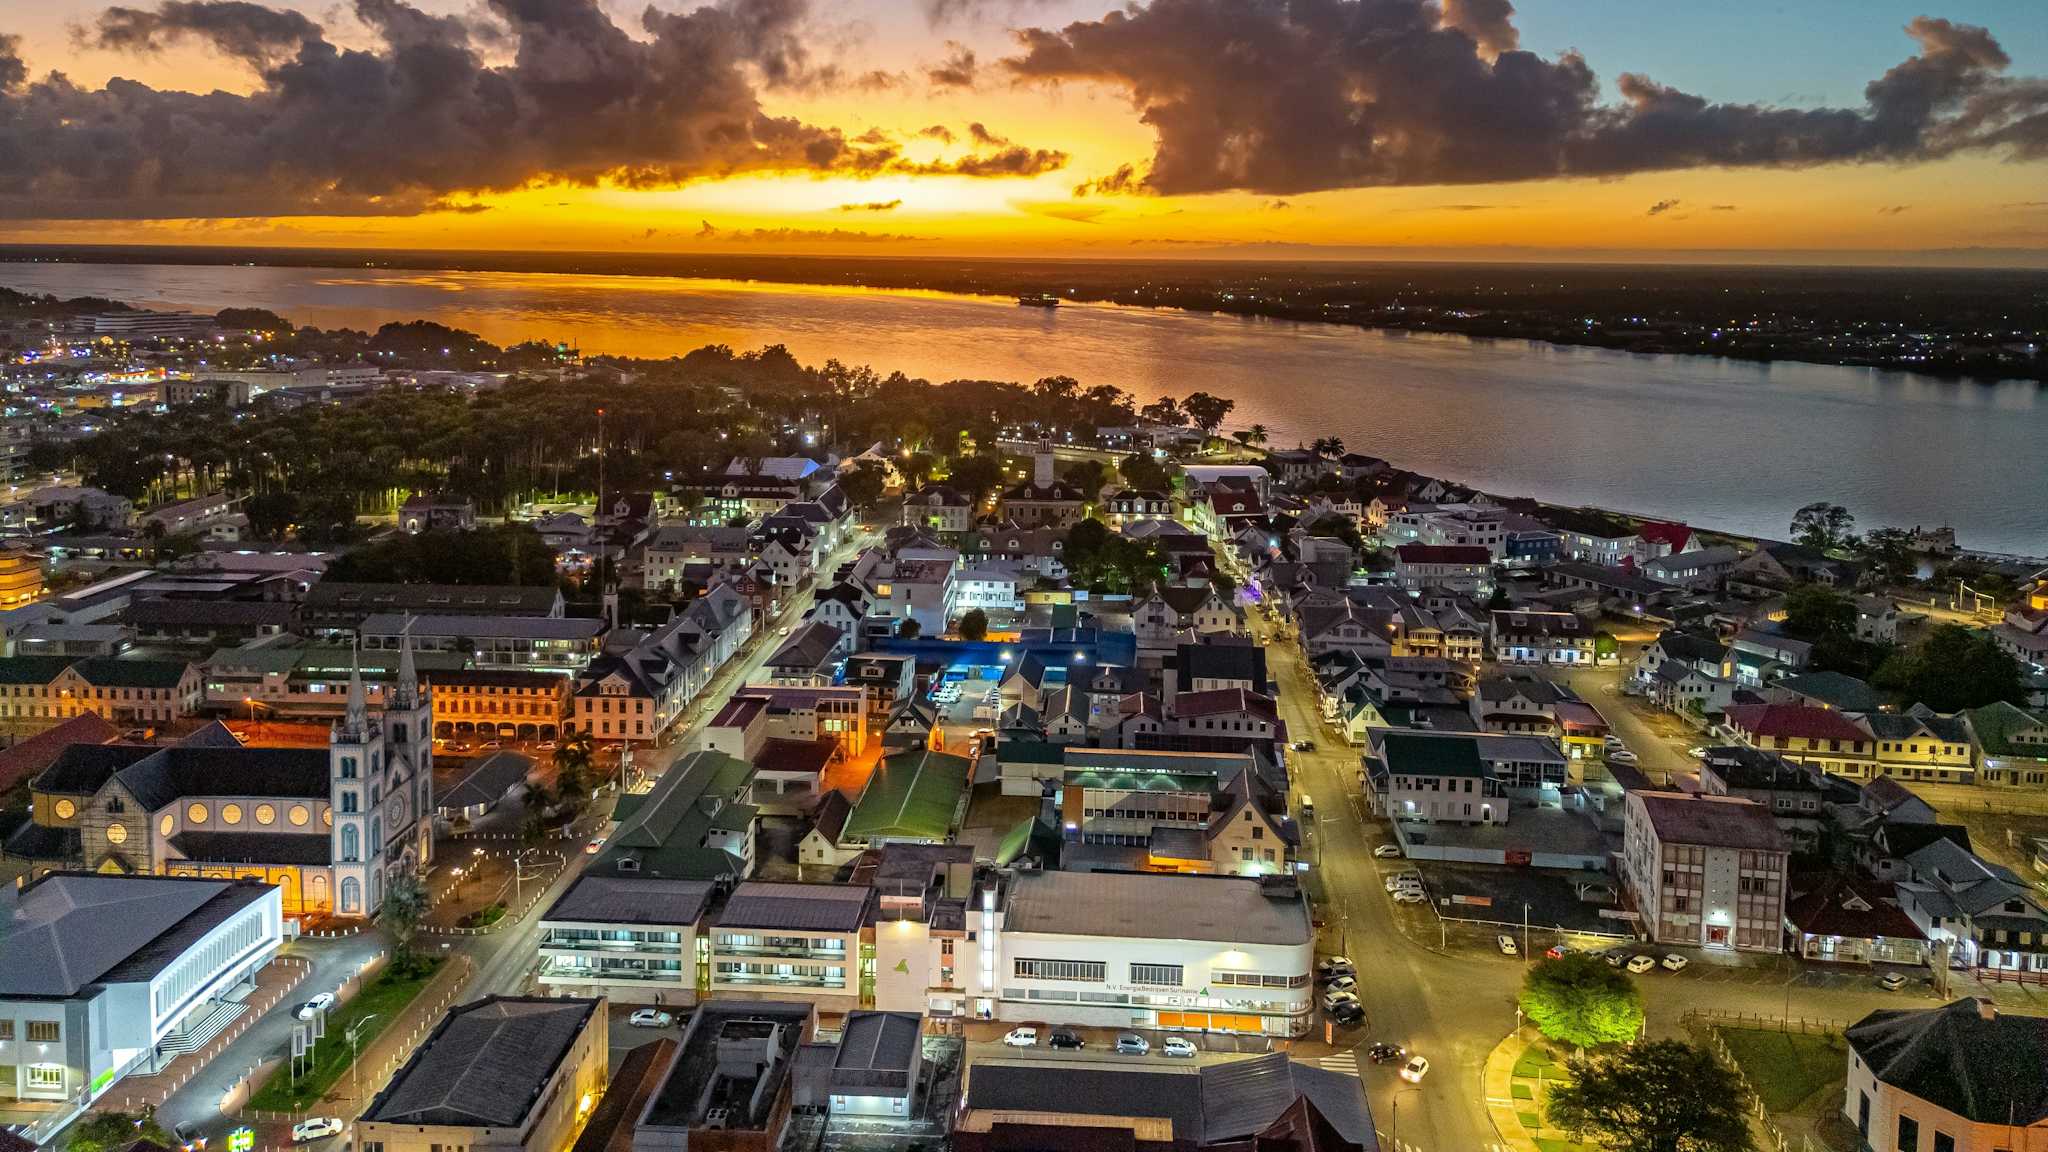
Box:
1776, 671, 1881, 712
0, 656, 79, 685
1379, 732, 1489, 778
72, 658, 191, 689
997, 739, 1065, 765
843, 748, 972, 843
994, 816, 1037, 867
596, 751, 758, 879
1969, 702, 2048, 761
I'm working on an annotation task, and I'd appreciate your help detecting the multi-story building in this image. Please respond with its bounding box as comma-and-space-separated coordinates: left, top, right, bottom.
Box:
1697, 745, 1828, 850
537, 876, 710, 1003
1490, 610, 1596, 665
1058, 751, 1296, 875
901, 486, 976, 535
1722, 703, 1878, 778
568, 586, 752, 744
639, 524, 753, 591
630, 1000, 814, 1151
0, 657, 203, 730
1843, 998, 2048, 1152
297, 581, 565, 635
425, 667, 570, 742
1393, 543, 1493, 596
707, 882, 873, 1014
730, 685, 869, 759
359, 612, 605, 675
1967, 701, 2048, 788
359, 996, 607, 1152
998, 446, 1089, 530
1862, 707, 1977, 785
1621, 790, 1788, 953
395, 492, 476, 535
971, 869, 1314, 1037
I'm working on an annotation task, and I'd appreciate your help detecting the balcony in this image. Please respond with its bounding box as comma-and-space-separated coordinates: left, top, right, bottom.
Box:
712, 971, 847, 991
540, 933, 683, 955
712, 941, 848, 962
539, 960, 685, 983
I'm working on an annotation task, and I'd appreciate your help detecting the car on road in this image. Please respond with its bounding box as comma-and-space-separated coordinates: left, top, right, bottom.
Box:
1400, 1055, 1431, 1083
1161, 1036, 1198, 1058
1325, 975, 1357, 993
1608, 749, 1639, 765
1368, 1042, 1406, 1063
294, 993, 335, 1020
628, 1009, 674, 1028
1003, 1027, 1038, 1047
1300, 795, 1315, 819
1048, 1027, 1085, 1050
292, 1119, 344, 1143
1878, 972, 1908, 992
1115, 1032, 1150, 1056
1317, 956, 1355, 978
586, 836, 605, 854
1661, 954, 1689, 972
174, 1123, 207, 1152
1496, 934, 1519, 956
1372, 844, 1403, 859
1322, 988, 1361, 1012
1329, 1000, 1366, 1025
1392, 889, 1426, 905
1687, 746, 1708, 758
1626, 954, 1658, 974
1545, 944, 1574, 960
1291, 741, 1316, 752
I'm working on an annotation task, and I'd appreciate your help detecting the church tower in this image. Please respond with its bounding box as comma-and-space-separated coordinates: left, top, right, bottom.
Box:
329, 646, 381, 917
382, 619, 435, 886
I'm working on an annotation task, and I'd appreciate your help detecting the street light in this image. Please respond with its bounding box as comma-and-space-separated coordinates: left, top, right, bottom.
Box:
347, 1014, 381, 1103
1390, 1085, 1423, 1150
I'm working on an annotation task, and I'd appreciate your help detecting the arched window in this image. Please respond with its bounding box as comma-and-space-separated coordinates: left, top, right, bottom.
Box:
370, 818, 382, 855
341, 824, 359, 861
340, 877, 361, 914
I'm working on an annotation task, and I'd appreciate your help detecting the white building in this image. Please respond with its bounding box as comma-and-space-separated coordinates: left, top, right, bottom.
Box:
1843, 998, 2048, 1152
536, 876, 710, 1003
1621, 791, 1788, 953
0, 874, 282, 1128
971, 869, 1313, 1038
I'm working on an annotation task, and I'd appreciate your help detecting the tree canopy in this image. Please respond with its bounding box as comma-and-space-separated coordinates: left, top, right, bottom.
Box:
324, 523, 558, 585
1519, 954, 1644, 1050
1790, 502, 1856, 553
1118, 451, 1174, 493
1546, 1040, 1752, 1152
1873, 624, 2026, 711
958, 608, 990, 641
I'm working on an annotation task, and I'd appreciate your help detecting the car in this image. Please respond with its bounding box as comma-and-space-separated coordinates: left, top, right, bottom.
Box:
1329, 1000, 1366, 1024
291, 1119, 344, 1143
1626, 954, 1658, 974
1545, 944, 1574, 960
777, 626, 791, 636
1048, 1027, 1085, 1050
1317, 955, 1355, 976
1300, 795, 1315, 818
1687, 746, 1708, 758
1603, 948, 1630, 967
1321, 988, 1360, 1012
1393, 890, 1426, 905
1400, 1056, 1431, 1083
294, 992, 335, 1020
1878, 972, 1908, 992
1291, 741, 1316, 752
1372, 844, 1403, 859
628, 1008, 674, 1028
1002, 1026, 1038, 1047
1496, 934, 1519, 956
1367, 1042, 1406, 1064
1609, 749, 1639, 764
1325, 975, 1357, 993
1114, 1032, 1150, 1056
1661, 954, 1689, 972
1161, 1036, 1197, 1058
173, 1123, 207, 1152
480, 741, 501, 751
585, 836, 605, 854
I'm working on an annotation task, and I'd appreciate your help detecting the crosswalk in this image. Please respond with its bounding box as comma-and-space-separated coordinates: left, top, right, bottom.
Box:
1315, 1051, 1361, 1077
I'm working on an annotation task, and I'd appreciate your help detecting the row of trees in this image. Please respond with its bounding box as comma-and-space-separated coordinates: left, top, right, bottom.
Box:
1781, 584, 2028, 709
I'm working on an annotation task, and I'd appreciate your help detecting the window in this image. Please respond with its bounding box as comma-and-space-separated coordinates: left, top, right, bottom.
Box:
187, 802, 209, 824
0, 1021, 12, 1040
1013, 958, 1107, 982
1130, 963, 1183, 987
256, 804, 275, 826
53, 799, 74, 820
27, 1021, 59, 1042
1932, 1133, 1954, 1152
1897, 1115, 1918, 1151
222, 804, 242, 825
25, 1065, 62, 1089
289, 804, 310, 826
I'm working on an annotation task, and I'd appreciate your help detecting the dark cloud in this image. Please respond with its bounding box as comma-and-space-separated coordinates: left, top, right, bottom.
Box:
921, 0, 1056, 27
0, 0, 899, 219
927, 40, 977, 87
968, 122, 1006, 147
695, 222, 933, 243
1709, 203, 1738, 210
919, 124, 956, 144
837, 199, 902, 211
851, 127, 892, 145
900, 146, 1067, 176
1004, 3, 2048, 196
852, 69, 906, 90
1878, 203, 1912, 214
1646, 199, 1681, 216
1072, 162, 1139, 197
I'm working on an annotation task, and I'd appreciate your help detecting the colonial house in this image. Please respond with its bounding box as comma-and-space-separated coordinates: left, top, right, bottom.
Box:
1103, 489, 1173, 527
1131, 584, 1244, 647
1843, 999, 2048, 1152
1643, 545, 1742, 590
1722, 703, 1878, 778
1967, 701, 2048, 788
1393, 544, 1492, 596
569, 585, 752, 744
1730, 542, 1861, 593
1785, 872, 1927, 966
901, 486, 976, 535
1894, 837, 2048, 977
998, 446, 1089, 530
0, 656, 205, 731
1489, 610, 1595, 665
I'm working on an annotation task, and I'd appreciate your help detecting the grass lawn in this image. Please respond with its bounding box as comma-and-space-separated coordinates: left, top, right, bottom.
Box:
1715, 1027, 1848, 1113
1512, 1083, 1535, 1100
249, 958, 443, 1112
1518, 1112, 1544, 1129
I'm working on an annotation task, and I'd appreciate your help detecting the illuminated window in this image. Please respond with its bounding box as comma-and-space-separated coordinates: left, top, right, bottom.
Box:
187, 803, 209, 824
53, 799, 74, 820
222, 804, 243, 825
289, 805, 310, 827
107, 822, 128, 844
255, 804, 276, 826
159, 813, 174, 838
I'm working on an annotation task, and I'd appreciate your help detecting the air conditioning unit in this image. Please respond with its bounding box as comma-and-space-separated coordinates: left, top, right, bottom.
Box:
704, 1108, 730, 1131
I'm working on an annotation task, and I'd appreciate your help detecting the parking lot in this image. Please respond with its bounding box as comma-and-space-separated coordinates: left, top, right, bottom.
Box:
1409, 861, 1632, 937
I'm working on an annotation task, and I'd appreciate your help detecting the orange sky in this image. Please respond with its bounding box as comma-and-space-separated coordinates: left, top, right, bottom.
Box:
4, 0, 2048, 263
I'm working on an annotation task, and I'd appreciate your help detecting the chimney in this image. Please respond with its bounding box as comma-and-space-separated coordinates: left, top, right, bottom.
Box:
1035, 441, 1055, 488
1977, 999, 1998, 1022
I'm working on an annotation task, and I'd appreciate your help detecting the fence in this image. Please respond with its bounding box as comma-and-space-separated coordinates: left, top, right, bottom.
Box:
1682, 1010, 1848, 1152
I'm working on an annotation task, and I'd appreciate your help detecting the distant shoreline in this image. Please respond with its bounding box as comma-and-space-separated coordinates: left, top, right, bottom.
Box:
3, 243, 2042, 385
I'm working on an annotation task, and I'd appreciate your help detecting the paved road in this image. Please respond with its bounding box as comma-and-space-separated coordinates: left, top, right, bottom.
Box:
1530, 649, 1699, 786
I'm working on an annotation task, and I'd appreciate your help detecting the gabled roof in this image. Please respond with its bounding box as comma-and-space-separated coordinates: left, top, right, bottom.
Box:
1847, 999, 2048, 1126
1652, 630, 1728, 665
365, 996, 599, 1128
0, 874, 274, 996
1785, 873, 1923, 942
842, 748, 972, 843
1968, 701, 2048, 759
1377, 731, 1489, 778
1172, 688, 1279, 722
440, 751, 534, 812
1723, 703, 1872, 744
542, 875, 714, 926
597, 751, 756, 879
717, 882, 873, 932
1773, 671, 1881, 712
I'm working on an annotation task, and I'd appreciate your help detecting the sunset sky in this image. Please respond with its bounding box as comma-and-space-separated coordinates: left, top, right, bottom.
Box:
2, 0, 2046, 261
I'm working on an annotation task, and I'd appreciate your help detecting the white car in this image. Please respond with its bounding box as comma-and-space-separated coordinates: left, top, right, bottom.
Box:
1003, 1026, 1038, 1047
1372, 844, 1403, 859
1393, 890, 1426, 905
1608, 749, 1639, 765
1496, 934, 1519, 956
291, 1119, 343, 1143
1661, 954, 1689, 972
1626, 954, 1658, 974
1321, 988, 1360, 1012
585, 836, 605, 855
1325, 975, 1357, 993
1400, 1055, 1431, 1083
294, 993, 335, 1020
1317, 956, 1355, 976
1161, 1036, 1198, 1059
628, 1008, 674, 1028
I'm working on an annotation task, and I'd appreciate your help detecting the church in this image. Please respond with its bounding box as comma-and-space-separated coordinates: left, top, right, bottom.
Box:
3, 641, 434, 918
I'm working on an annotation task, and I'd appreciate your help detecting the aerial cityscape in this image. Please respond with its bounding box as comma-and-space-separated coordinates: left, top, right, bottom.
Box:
0, 1, 2047, 1152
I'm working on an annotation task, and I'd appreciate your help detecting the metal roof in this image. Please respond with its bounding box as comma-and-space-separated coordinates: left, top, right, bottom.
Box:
543, 876, 714, 927
828, 1012, 921, 1095
0, 874, 270, 996
365, 996, 599, 1129
1001, 870, 1310, 946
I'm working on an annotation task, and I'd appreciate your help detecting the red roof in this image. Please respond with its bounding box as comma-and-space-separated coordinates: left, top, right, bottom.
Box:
1171, 687, 1279, 722
1638, 521, 1694, 552
1723, 703, 1871, 744
1394, 544, 1492, 565
0, 712, 120, 792
1785, 873, 1924, 942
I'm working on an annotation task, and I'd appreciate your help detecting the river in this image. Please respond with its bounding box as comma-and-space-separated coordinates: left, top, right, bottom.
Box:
4, 261, 2044, 556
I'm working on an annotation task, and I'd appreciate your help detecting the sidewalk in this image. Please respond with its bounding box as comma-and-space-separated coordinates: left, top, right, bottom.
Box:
1481, 1028, 1591, 1152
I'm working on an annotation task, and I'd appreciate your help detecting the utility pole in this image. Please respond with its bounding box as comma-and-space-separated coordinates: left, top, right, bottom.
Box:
347, 1014, 380, 1103
1522, 902, 1531, 961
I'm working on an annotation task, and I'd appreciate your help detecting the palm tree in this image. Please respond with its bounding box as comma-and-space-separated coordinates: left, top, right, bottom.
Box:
1247, 424, 1269, 448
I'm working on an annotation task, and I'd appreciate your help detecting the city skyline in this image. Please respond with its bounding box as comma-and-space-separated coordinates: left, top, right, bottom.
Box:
2, 0, 2048, 263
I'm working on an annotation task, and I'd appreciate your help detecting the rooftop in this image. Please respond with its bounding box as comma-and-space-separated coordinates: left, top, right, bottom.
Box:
1001, 869, 1310, 946
0, 873, 275, 997
717, 882, 874, 933
1631, 791, 1788, 852
364, 996, 599, 1129
1847, 998, 2048, 1126
842, 747, 972, 844
828, 1012, 921, 1096
544, 875, 715, 926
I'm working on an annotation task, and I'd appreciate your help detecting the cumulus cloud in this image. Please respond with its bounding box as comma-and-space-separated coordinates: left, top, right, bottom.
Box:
927, 40, 978, 87
1004, 3, 2048, 196
919, 124, 956, 144
0, 0, 899, 218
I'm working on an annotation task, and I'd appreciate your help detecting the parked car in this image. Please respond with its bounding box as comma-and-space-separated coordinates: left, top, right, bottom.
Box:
1317, 956, 1355, 978
291, 1119, 344, 1144
1161, 1036, 1198, 1058
1878, 972, 1908, 992
1368, 1042, 1406, 1064
1048, 1027, 1085, 1050
1329, 1000, 1366, 1024
1661, 954, 1689, 972
1545, 944, 1574, 960
1325, 975, 1357, 993
295, 993, 335, 1020
1496, 934, 1519, 956
1291, 741, 1316, 752
1626, 954, 1658, 974
1003, 1027, 1039, 1047
1372, 844, 1403, 859
1603, 948, 1630, 967
1115, 1032, 1150, 1056
1609, 749, 1639, 765
1400, 1055, 1431, 1083
1300, 795, 1315, 818
1393, 890, 1426, 905
628, 1008, 674, 1028
1322, 988, 1361, 1012
173, 1123, 207, 1152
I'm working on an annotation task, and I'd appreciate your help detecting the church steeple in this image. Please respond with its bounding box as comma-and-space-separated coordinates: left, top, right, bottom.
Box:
391, 616, 419, 711
339, 641, 368, 742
